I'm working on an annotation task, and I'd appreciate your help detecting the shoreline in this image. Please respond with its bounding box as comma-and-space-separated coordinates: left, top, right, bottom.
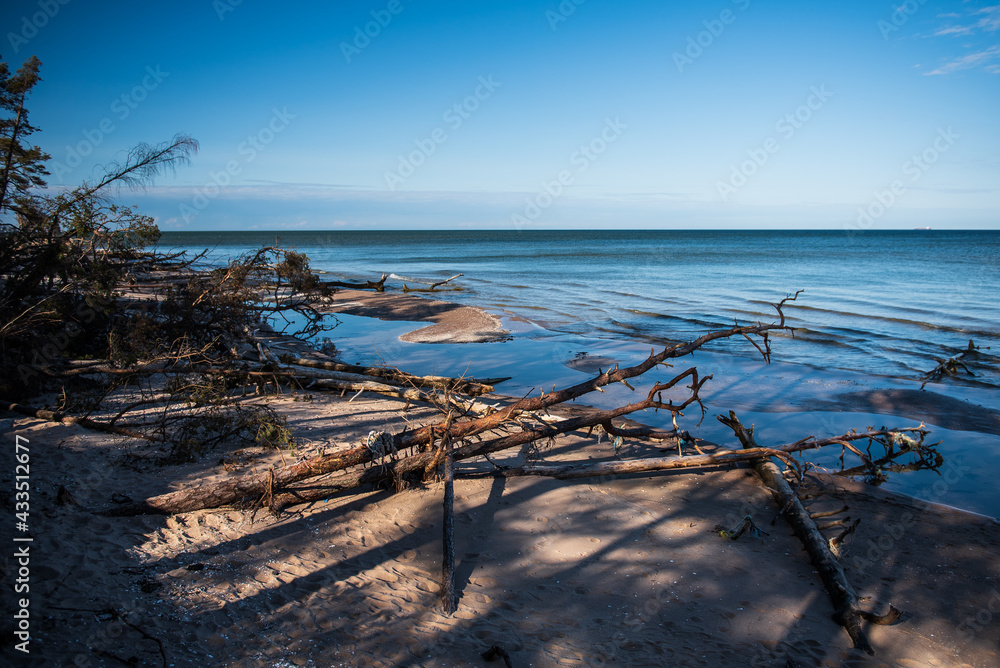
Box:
4, 282, 998, 666
317, 286, 1000, 520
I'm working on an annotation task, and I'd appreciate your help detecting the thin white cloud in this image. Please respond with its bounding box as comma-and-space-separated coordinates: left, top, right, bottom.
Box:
933, 4, 1000, 36
925, 44, 1000, 74
934, 24, 976, 36
977, 3, 1000, 29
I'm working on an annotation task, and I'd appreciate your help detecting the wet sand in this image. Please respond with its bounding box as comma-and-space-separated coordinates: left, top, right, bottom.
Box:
321, 289, 509, 344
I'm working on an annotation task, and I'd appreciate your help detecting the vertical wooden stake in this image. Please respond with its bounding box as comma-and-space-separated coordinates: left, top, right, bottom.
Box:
441, 440, 457, 614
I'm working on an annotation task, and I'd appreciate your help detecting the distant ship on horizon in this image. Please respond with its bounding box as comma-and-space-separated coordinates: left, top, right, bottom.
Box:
914, 226, 932, 230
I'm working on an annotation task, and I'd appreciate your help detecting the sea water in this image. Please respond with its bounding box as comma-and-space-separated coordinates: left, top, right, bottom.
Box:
158, 229, 1000, 387
155, 229, 1000, 516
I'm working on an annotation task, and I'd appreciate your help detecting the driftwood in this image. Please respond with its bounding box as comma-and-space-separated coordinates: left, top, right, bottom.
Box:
106, 384, 926, 519
104, 365, 695, 515
254, 416, 924, 515
102, 290, 924, 517
1, 399, 156, 441
247, 367, 713, 512
104, 440, 384, 516
453, 426, 925, 483
718, 411, 902, 655
920, 339, 984, 388
322, 273, 388, 292
494, 446, 801, 479
286, 357, 505, 396
403, 273, 463, 292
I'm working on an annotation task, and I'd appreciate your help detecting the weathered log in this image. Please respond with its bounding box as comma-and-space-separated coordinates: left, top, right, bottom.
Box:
718, 411, 901, 655
268, 421, 926, 512
108, 371, 927, 519
104, 295, 822, 515
306, 378, 447, 403
1, 399, 156, 441
494, 446, 800, 480
103, 366, 697, 515
395, 291, 804, 453
287, 357, 506, 396
322, 273, 388, 292
148, 364, 477, 406
103, 442, 378, 516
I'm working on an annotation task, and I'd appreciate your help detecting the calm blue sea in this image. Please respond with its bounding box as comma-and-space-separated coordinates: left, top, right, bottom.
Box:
152, 229, 1000, 516
157, 229, 1000, 388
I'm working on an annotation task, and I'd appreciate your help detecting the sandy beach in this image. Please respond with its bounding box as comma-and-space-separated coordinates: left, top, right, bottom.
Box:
6, 1, 999, 664
2, 290, 999, 667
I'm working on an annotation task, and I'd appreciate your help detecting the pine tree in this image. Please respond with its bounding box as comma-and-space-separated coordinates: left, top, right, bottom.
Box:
0, 54, 198, 397
0, 55, 50, 217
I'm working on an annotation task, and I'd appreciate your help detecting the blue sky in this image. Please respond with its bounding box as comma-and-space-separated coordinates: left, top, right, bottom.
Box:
3, 0, 999, 229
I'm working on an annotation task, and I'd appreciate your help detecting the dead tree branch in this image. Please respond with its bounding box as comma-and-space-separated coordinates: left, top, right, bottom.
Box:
920, 339, 985, 388
404, 273, 464, 292
1, 399, 157, 440
718, 411, 901, 655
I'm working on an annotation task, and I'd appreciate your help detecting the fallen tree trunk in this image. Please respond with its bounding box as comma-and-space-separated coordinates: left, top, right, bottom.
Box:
137, 363, 499, 407
266, 418, 923, 513
394, 292, 804, 453
262, 369, 711, 511
108, 293, 875, 516
718, 411, 901, 655
105, 343, 926, 518
103, 370, 694, 515
495, 446, 800, 479
103, 442, 378, 516
65, 350, 505, 400
286, 357, 506, 396
322, 273, 388, 292
1, 400, 157, 441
